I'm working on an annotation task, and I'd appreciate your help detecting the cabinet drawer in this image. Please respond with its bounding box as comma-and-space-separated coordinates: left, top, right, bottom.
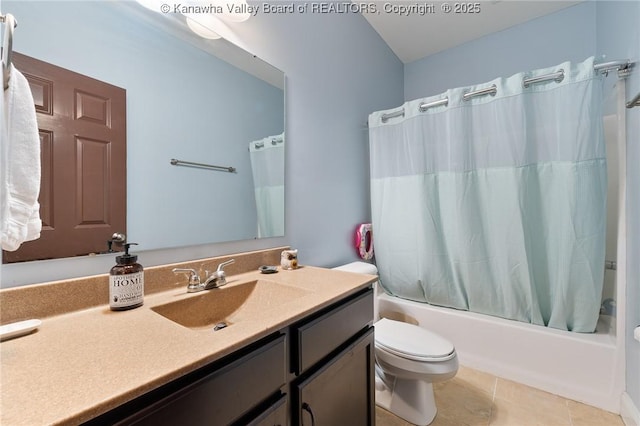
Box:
120, 334, 286, 425
292, 288, 373, 374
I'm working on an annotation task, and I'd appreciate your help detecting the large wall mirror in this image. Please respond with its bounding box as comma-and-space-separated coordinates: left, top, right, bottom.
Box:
3, 1, 285, 263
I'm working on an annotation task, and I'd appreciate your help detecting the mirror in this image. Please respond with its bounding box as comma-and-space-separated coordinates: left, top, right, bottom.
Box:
3, 0, 285, 262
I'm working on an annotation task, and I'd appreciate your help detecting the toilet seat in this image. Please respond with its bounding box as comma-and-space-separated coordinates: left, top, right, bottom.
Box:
375, 318, 455, 362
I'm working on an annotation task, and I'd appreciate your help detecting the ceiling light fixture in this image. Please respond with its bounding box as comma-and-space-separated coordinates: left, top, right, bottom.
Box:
134, 0, 166, 13
185, 15, 222, 39
219, 0, 251, 22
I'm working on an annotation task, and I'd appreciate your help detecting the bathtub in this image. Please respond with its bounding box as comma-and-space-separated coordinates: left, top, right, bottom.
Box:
377, 291, 624, 413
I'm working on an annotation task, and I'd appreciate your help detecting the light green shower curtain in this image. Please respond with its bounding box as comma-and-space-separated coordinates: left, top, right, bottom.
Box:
368, 57, 606, 332
249, 134, 284, 238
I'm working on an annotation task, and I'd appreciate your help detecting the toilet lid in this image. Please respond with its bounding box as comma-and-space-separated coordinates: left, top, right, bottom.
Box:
375, 318, 455, 361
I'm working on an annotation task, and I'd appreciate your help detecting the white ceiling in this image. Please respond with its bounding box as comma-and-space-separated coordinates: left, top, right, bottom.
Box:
361, 1, 581, 64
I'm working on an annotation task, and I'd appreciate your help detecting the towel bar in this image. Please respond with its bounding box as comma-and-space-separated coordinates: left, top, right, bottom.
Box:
1, 13, 17, 90
170, 158, 236, 173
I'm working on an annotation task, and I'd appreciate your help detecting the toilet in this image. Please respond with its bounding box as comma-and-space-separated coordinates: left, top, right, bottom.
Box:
334, 262, 458, 426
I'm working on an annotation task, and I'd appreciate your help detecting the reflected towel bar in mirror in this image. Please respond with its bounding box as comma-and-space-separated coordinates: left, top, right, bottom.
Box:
170, 158, 236, 173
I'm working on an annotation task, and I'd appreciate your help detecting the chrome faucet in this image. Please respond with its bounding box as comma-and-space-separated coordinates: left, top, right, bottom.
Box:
203, 259, 235, 289
172, 268, 203, 293
172, 259, 235, 293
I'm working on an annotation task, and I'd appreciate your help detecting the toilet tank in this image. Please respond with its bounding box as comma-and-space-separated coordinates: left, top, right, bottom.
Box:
333, 261, 380, 320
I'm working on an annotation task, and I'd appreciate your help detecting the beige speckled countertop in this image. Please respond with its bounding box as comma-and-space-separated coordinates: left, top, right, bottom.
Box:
0, 248, 376, 425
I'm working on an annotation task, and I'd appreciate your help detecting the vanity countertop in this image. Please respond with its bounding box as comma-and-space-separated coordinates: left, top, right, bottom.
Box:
0, 264, 376, 425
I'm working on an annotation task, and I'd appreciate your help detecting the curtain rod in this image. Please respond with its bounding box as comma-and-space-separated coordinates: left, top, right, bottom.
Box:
462, 84, 497, 102
524, 70, 564, 88
594, 59, 632, 76
380, 59, 634, 123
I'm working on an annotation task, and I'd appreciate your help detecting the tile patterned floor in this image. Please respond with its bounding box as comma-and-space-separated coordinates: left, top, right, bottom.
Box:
376, 366, 625, 426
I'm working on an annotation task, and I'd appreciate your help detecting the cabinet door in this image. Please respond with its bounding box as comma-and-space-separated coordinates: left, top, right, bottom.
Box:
293, 328, 375, 426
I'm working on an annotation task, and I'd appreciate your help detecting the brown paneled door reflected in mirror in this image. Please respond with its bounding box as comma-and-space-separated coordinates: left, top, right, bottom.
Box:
2, 52, 126, 263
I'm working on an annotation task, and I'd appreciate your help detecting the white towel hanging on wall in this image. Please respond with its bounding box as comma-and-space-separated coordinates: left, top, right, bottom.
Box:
2, 63, 42, 251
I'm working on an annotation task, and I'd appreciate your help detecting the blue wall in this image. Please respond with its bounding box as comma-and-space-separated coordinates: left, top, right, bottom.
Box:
404, 2, 597, 100
226, 6, 404, 266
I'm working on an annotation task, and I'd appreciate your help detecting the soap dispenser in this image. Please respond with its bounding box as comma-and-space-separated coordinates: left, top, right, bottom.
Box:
109, 243, 144, 311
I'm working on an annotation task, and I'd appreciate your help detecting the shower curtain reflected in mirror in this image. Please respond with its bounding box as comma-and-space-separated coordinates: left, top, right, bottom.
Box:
368, 57, 606, 333
249, 134, 284, 238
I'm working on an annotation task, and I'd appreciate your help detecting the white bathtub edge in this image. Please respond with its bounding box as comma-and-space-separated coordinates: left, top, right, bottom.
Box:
378, 293, 624, 413
622, 392, 640, 426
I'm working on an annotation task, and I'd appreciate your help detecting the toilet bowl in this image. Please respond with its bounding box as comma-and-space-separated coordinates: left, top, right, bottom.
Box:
375, 317, 458, 425
333, 262, 458, 426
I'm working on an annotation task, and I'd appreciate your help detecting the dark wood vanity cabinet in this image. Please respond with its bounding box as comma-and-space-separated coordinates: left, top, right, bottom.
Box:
87, 287, 374, 426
